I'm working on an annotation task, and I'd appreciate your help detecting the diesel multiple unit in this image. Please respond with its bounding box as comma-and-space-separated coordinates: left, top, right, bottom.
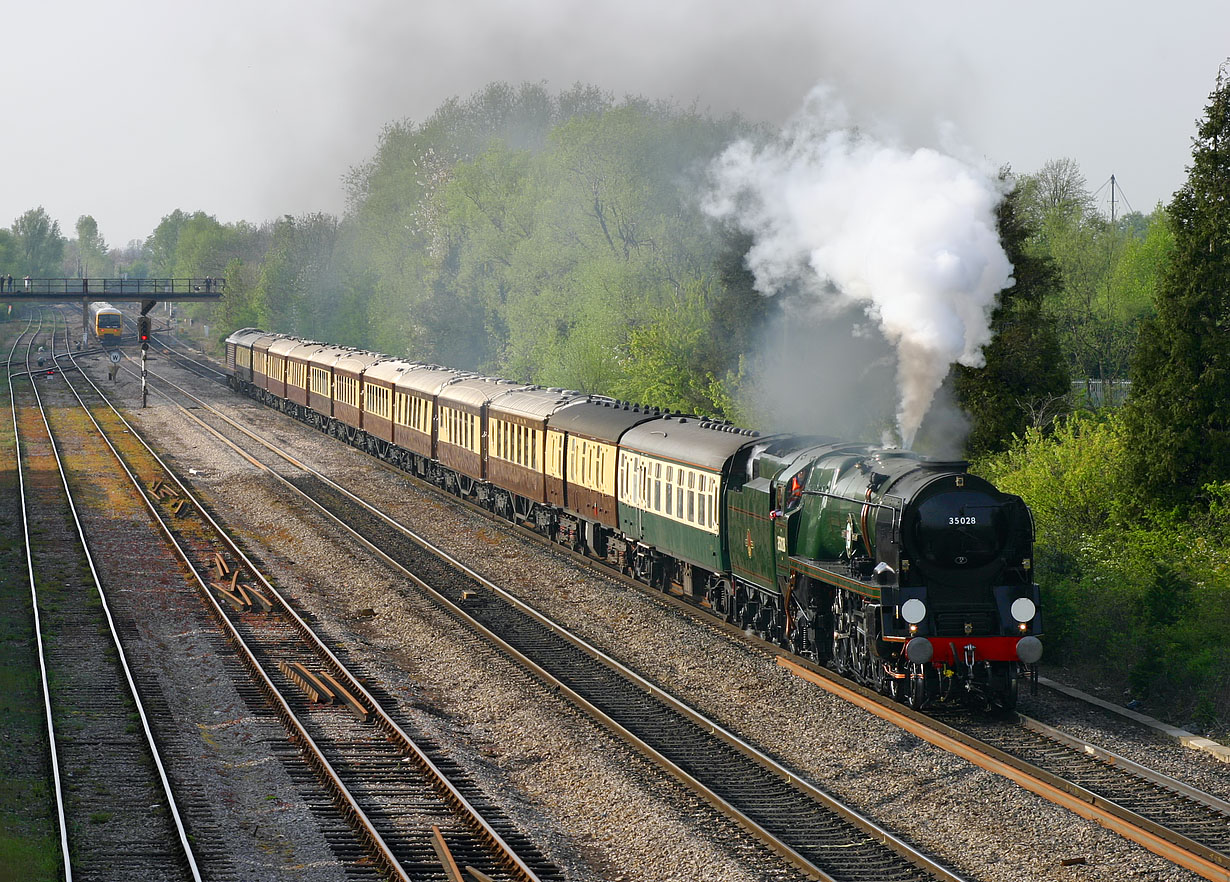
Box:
89, 301, 123, 344
225, 328, 1043, 709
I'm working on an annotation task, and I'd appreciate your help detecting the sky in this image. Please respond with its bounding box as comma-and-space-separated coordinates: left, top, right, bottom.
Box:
4, 0, 1227, 248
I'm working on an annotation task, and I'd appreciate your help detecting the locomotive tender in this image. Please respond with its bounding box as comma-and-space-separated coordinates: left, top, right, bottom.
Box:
225, 328, 1042, 709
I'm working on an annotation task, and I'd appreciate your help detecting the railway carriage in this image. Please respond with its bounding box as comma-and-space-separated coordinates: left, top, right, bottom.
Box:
617, 416, 759, 591
264, 337, 305, 401
331, 351, 385, 441
251, 333, 287, 395
544, 399, 662, 555
225, 328, 268, 386
361, 359, 419, 453
487, 387, 585, 523
391, 364, 467, 463
283, 341, 327, 411
305, 345, 353, 420
434, 377, 527, 492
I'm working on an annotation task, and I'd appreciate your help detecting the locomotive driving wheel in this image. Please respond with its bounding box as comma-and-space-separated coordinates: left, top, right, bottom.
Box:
830, 591, 856, 676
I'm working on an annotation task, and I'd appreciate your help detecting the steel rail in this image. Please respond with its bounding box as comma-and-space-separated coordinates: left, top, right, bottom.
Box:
6, 314, 73, 882
1017, 715, 1230, 818
138, 333, 1230, 882
135, 357, 967, 882
777, 657, 1230, 882
35, 312, 204, 880
53, 342, 414, 882
69, 345, 545, 882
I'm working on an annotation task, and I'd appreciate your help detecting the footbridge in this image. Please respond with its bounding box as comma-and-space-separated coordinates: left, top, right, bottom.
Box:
0, 277, 224, 339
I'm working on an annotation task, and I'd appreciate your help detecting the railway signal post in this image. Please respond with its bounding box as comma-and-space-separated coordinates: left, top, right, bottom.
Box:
138, 315, 151, 407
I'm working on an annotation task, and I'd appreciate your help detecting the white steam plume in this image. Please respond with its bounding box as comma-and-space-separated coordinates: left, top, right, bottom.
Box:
705, 87, 1013, 448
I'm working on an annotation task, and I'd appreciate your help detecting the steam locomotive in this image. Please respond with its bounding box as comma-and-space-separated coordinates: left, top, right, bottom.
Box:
225, 328, 1042, 709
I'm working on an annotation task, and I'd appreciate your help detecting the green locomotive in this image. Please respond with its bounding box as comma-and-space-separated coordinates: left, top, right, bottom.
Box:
691, 434, 1039, 709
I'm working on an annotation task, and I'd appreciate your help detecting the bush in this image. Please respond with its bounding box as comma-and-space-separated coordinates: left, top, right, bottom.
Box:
975, 414, 1230, 734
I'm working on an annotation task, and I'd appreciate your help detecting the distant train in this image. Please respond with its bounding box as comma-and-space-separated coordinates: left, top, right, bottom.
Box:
89, 302, 123, 345
225, 328, 1042, 710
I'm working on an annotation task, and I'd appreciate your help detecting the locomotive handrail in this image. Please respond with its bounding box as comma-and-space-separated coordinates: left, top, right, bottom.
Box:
802, 489, 905, 543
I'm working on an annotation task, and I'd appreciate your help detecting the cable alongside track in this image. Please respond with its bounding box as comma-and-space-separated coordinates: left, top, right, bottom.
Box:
9, 313, 201, 882
57, 328, 558, 882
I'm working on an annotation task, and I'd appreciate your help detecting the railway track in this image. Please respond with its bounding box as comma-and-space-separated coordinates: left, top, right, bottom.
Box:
122, 330, 1230, 880
37, 313, 559, 882
8, 313, 201, 881
778, 659, 1230, 882
129, 347, 968, 882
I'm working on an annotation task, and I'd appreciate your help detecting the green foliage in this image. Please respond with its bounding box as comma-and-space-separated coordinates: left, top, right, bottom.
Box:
1014, 161, 1168, 396
9, 207, 66, 277
976, 412, 1230, 729
0, 229, 15, 275
73, 215, 108, 277
1124, 67, 1230, 506
614, 283, 729, 415
976, 412, 1130, 559
251, 213, 341, 337
339, 83, 759, 413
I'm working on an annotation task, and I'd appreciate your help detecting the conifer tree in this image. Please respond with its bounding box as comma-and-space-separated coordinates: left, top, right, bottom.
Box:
1125, 62, 1230, 505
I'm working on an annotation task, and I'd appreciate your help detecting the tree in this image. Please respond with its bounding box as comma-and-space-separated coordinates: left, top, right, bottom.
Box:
948, 179, 1070, 456
1124, 62, 1230, 505
1016, 157, 1094, 229
0, 228, 15, 274
75, 214, 109, 277
251, 213, 341, 337
146, 209, 188, 276
11, 207, 66, 277
1016, 160, 1163, 393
